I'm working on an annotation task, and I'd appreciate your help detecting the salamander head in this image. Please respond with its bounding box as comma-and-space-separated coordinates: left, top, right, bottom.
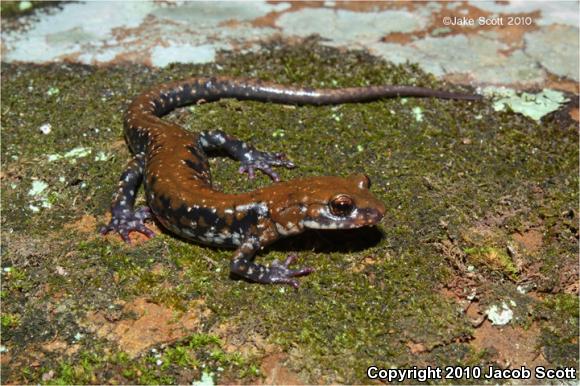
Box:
267, 174, 385, 233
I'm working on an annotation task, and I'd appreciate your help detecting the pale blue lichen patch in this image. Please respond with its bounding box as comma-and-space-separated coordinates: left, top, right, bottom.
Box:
28, 180, 49, 197
2, 1, 577, 88
38, 123, 52, 134
412, 106, 424, 122
27, 180, 52, 210
430, 27, 452, 36
18, 1, 32, 11
277, 8, 427, 46
151, 1, 288, 25
524, 25, 579, 81
94, 151, 109, 162
192, 371, 215, 386
470, 1, 579, 27
371, 33, 548, 85
47, 146, 92, 162
480, 86, 569, 121
486, 301, 515, 326
151, 43, 220, 67
46, 86, 60, 96
2, 1, 282, 66
2, 2, 156, 62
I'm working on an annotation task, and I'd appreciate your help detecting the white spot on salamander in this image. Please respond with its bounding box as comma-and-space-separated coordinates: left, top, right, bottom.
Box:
235, 203, 268, 216
302, 220, 338, 230
275, 223, 293, 236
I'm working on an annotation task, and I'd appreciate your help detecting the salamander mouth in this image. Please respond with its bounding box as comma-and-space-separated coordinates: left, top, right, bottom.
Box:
302, 208, 384, 230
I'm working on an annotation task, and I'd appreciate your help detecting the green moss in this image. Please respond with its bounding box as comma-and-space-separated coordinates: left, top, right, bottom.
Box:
464, 246, 519, 280
538, 294, 579, 369
1, 313, 21, 329
1, 39, 577, 383
161, 346, 199, 369
27, 333, 258, 384
545, 294, 579, 319
2, 267, 33, 292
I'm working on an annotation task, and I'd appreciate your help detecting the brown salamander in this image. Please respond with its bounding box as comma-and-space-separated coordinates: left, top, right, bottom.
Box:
101, 76, 480, 287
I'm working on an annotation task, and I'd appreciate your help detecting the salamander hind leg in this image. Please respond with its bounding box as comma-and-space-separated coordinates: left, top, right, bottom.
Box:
100, 154, 155, 243
199, 130, 295, 182
229, 237, 314, 288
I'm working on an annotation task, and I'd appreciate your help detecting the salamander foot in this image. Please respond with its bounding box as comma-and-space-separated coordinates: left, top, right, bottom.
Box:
268, 254, 315, 289
230, 253, 314, 288
100, 206, 155, 244
238, 151, 295, 182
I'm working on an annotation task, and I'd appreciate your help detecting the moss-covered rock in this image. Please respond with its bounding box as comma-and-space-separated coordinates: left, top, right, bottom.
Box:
1, 39, 577, 384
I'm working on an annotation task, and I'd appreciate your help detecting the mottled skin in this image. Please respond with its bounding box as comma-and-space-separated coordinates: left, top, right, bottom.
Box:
102, 76, 480, 287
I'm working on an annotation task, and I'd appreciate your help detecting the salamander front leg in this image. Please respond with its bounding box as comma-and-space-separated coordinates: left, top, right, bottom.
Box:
100, 154, 155, 243
199, 130, 295, 182
229, 237, 314, 288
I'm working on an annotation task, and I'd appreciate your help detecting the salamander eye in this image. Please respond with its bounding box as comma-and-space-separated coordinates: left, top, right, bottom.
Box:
330, 195, 355, 216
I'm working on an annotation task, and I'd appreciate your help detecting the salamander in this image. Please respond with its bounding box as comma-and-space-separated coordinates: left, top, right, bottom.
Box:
101, 76, 480, 287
